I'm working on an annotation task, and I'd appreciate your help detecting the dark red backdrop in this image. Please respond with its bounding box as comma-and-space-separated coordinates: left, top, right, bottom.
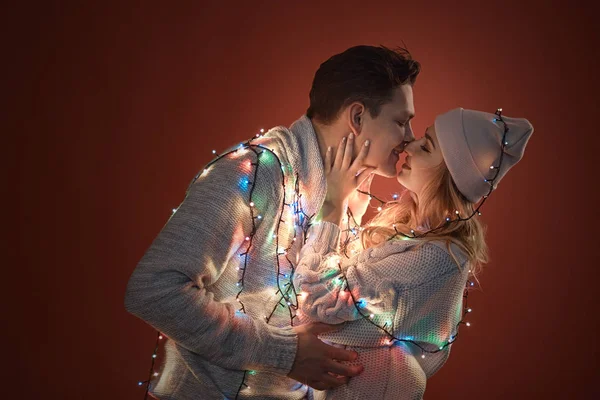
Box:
5, 1, 599, 399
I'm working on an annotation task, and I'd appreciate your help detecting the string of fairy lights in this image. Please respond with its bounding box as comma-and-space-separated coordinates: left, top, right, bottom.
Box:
136, 108, 507, 396
331, 108, 508, 358
137, 128, 315, 399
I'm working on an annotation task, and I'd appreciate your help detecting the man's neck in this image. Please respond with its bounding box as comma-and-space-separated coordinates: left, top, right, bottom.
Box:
311, 118, 348, 163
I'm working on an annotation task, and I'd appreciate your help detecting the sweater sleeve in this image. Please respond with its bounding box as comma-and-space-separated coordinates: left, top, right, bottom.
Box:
124, 151, 297, 375
294, 222, 459, 326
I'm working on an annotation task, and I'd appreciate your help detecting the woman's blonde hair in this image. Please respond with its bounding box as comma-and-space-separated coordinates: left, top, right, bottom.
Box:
357, 161, 488, 276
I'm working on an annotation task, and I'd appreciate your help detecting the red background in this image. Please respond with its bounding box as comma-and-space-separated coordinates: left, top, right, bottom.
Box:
5, 1, 599, 399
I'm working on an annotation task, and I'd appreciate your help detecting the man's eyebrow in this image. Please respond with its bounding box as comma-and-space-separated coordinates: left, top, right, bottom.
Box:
425, 132, 436, 149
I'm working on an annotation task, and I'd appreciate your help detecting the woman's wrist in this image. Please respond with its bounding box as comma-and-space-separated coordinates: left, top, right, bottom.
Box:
319, 201, 344, 226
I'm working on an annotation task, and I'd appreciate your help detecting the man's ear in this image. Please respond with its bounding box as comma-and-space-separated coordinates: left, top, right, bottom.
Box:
348, 102, 365, 135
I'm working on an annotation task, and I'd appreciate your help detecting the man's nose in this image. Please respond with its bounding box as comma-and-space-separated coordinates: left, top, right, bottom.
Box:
404, 122, 416, 142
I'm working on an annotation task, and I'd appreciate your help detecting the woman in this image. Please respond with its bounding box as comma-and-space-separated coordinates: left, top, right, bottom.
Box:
293, 108, 533, 399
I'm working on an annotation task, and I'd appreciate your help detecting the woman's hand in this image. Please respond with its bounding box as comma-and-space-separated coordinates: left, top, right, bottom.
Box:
320, 133, 375, 225
346, 173, 374, 226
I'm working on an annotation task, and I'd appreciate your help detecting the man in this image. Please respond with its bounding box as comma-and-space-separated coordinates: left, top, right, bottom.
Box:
125, 45, 419, 400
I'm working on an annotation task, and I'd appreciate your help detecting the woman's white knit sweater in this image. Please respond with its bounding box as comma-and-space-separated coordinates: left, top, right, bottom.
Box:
125, 116, 327, 399
294, 222, 470, 400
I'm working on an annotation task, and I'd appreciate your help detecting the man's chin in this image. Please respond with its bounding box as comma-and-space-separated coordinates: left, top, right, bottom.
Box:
373, 167, 398, 178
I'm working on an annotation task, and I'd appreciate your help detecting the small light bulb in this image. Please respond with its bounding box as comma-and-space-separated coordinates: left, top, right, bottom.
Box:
377, 206, 382, 212
446, 217, 450, 221
249, 202, 255, 207
212, 150, 216, 154
245, 236, 250, 241
138, 381, 143, 386
369, 314, 374, 319
257, 215, 262, 219
466, 322, 471, 326
421, 354, 425, 359
152, 354, 157, 359
172, 208, 177, 213
153, 372, 159, 377
158, 335, 163, 340
455, 210, 459, 214
490, 166, 495, 169
260, 128, 265, 133
467, 308, 472, 312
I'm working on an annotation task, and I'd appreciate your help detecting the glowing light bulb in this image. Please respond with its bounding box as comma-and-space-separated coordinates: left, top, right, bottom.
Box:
377, 206, 382, 212
466, 322, 471, 327
212, 150, 216, 154
249, 202, 255, 207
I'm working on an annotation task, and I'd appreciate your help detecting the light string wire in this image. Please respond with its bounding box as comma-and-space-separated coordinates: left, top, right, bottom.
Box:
333, 109, 508, 357
136, 129, 312, 399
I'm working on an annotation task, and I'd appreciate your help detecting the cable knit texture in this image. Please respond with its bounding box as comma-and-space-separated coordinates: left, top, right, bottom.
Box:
294, 222, 470, 400
125, 116, 326, 400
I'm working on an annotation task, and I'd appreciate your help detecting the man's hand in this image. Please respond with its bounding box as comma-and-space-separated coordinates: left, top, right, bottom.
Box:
288, 322, 364, 390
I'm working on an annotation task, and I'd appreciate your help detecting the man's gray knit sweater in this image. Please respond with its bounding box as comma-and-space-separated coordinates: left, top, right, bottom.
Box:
125, 116, 326, 399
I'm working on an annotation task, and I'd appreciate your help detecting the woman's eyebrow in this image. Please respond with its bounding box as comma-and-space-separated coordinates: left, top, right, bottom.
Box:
425, 133, 436, 149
